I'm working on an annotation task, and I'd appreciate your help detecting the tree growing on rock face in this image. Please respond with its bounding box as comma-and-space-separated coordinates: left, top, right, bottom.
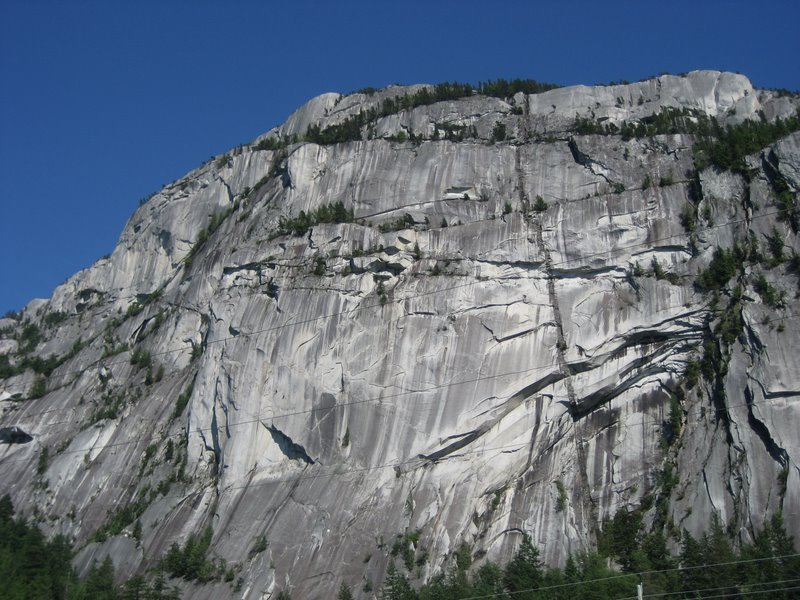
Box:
492, 121, 507, 142
533, 195, 548, 212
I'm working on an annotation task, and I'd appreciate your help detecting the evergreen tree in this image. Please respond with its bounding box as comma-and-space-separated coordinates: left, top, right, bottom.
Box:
0, 494, 13, 523
382, 562, 417, 600
503, 533, 543, 595
82, 557, 118, 600
470, 562, 504, 597
704, 518, 737, 591
120, 575, 146, 600
336, 582, 354, 600
741, 513, 800, 598
679, 531, 709, 593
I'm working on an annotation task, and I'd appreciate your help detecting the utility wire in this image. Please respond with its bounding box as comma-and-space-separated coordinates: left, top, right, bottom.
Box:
1, 296, 712, 425
2, 114, 798, 588
2, 309, 797, 467
414, 554, 800, 600
1, 389, 786, 469
630, 584, 800, 600
2, 315, 795, 466
3, 305, 794, 442
4, 296, 707, 425
1, 290, 713, 425
630, 576, 800, 599
133, 206, 800, 360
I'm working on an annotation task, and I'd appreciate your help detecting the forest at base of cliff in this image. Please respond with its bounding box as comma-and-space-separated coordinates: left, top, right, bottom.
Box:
3, 493, 798, 600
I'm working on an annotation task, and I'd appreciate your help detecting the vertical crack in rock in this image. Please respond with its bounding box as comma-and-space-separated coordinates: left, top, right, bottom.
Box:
517, 142, 598, 535
516, 146, 575, 405
198, 311, 211, 354
702, 467, 719, 512
519, 94, 532, 143
221, 364, 239, 413
532, 237, 575, 404
702, 173, 764, 526
761, 149, 799, 231
514, 146, 530, 213
215, 465, 257, 534
201, 369, 234, 481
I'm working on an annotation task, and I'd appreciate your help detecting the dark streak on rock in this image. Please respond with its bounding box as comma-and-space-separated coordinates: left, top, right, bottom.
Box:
264, 423, 315, 465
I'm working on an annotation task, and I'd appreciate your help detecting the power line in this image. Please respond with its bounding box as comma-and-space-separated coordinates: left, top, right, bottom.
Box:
432, 554, 800, 600
3, 312, 796, 466
2, 362, 563, 462
2, 113, 797, 593
61, 366, 800, 516
632, 583, 800, 600
2, 311, 796, 467
631, 577, 800, 599
2, 388, 786, 470
681, 585, 800, 599
3, 295, 713, 426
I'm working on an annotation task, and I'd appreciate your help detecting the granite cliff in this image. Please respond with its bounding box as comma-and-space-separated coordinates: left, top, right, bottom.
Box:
1, 70, 799, 598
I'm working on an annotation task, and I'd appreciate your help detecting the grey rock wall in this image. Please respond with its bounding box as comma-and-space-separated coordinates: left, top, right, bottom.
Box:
1, 70, 799, 599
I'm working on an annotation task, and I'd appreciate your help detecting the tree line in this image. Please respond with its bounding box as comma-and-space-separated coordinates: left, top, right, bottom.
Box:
2, 491, 797, 599
366, 515, 799, 600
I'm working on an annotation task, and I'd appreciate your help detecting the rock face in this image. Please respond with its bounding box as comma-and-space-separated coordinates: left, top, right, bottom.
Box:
1, 70, 799, 598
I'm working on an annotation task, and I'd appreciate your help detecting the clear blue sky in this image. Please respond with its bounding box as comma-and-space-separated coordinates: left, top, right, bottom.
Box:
1, 0, 798, 314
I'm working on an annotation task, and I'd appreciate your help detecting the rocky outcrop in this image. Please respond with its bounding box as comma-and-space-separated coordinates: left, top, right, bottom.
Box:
1, 70, 798, 599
